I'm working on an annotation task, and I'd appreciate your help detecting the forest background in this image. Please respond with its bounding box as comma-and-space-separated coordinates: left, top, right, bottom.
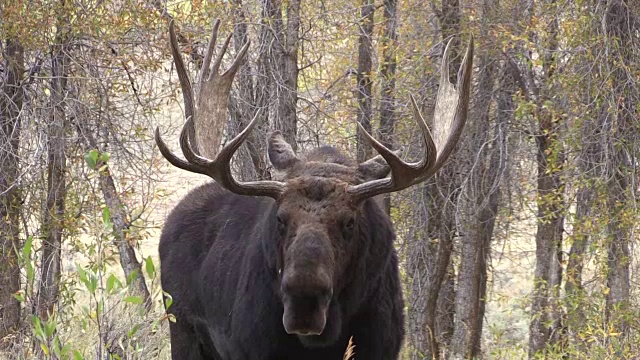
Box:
0, 0, 639, 359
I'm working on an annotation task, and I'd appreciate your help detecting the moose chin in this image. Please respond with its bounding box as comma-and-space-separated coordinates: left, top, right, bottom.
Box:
156, 18, 474, 360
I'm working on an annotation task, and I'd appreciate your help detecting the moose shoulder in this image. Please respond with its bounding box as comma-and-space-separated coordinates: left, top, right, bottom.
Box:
156, 19, 474, 360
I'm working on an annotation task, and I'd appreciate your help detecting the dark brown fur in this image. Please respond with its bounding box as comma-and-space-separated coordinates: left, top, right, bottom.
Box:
159, 143, 404, 359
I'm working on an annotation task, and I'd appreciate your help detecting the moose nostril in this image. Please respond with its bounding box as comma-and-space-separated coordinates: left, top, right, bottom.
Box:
282, 293, 331, 336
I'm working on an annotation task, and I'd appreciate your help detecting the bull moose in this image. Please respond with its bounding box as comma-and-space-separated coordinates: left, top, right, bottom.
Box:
156, 19, 473, 360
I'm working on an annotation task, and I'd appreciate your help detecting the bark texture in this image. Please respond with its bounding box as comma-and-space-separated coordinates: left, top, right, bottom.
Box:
526, 1, 565, 355
262, 0, 300, 150
355, 0, 374, 162
406, 0, 463, 357
230, 0, 269, 180
421, 0, 464, 357
603, 0, 635, 336
450, 46, 498, 359
0, 39, 24, 341
376, 0, 398, 214
38, 28, 70, 320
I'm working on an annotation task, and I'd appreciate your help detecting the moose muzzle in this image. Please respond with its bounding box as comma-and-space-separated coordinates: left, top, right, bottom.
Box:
280, 229, 334, 336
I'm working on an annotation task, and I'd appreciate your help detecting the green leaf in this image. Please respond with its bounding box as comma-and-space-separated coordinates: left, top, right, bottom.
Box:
163, 291, 173, 309
22, 236, 34, 285
102, 207, 111, 225
97, 298, 104, 316
84, 149, 99, 169
145, 256, 155, 279
56, 341, 66, 357
127, 323, 141, 338
102, 207, 113, 232
32, 315, 45, 340
123, 296, 142, 305
126, 269, 139, 286
106, 274, 122, 294
73, 350, 84, 360
22, 235, 33, 262
100, 151, 110, 163
13, 291, 25, 302
77, 265, 88, 285
77, 265, 97, 294
44, 317, 57, 337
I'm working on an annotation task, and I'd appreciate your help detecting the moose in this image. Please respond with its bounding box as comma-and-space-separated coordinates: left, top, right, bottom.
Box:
156, 19, 473, 360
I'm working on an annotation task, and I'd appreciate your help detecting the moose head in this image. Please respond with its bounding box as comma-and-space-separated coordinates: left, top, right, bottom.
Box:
156, 19, 473, 344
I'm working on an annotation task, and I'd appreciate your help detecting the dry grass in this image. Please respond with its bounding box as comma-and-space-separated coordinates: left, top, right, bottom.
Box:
343, 336, 356, 360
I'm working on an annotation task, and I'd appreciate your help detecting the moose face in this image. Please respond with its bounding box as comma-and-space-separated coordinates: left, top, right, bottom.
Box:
268, 133, 390, 345
276, 179, 353, 342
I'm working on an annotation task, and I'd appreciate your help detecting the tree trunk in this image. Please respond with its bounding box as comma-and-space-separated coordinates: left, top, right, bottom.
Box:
564, 103, 605, 337
278, 0, 300, 149
98, 166, 152, 310
527, 1, 564, 356
449, 45, 499, 359
406, 188, 436, 359
355, 0, 374, 162
0, 39, 24, 342
475, 63, 516, 355
423, 186, 456, 359
421, 0, 464, 357
440, 0, 461, 78
229, 0, 269, 180
376, 0, 398, 214
603, 0, 634, 336
437, 264, 455, 355
38, 29, 70, 319
76, 123, 152, 310
407, 181, 455, 360
528, 113, 565, 356
255, 0, 278, 156
264, 0, 300, 150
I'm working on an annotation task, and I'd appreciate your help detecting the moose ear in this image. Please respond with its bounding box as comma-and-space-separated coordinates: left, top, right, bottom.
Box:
357, 154, 391, 181
268, 131, 300, 170
356, 149, 402, 181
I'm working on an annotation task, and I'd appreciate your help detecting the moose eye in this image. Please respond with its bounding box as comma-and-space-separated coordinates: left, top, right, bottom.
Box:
276, 213, 288, 234
342, 218, 355, 239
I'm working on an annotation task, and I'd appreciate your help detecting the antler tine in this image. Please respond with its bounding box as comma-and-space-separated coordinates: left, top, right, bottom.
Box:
179, 117, 214, 167
356, 122, 406, 178
431, 35, 474, 173
409, 94, 438, 168
222, 40, 250, 78
211, 32, 233, 80
348, 36, 474, 202
156, 20, 285, 199
155, 126, 208, 176
348, 95, 438, 201
168, 19, 199, 157
198, 19, 221, 89
168, 20, 195, 134
440, 38, 453, 90
200, 110, 285, 198
156, 110, 285, 198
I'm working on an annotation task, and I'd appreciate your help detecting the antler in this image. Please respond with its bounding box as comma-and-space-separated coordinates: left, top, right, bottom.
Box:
348, 36, 474, 202
155, 19, 285, 199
